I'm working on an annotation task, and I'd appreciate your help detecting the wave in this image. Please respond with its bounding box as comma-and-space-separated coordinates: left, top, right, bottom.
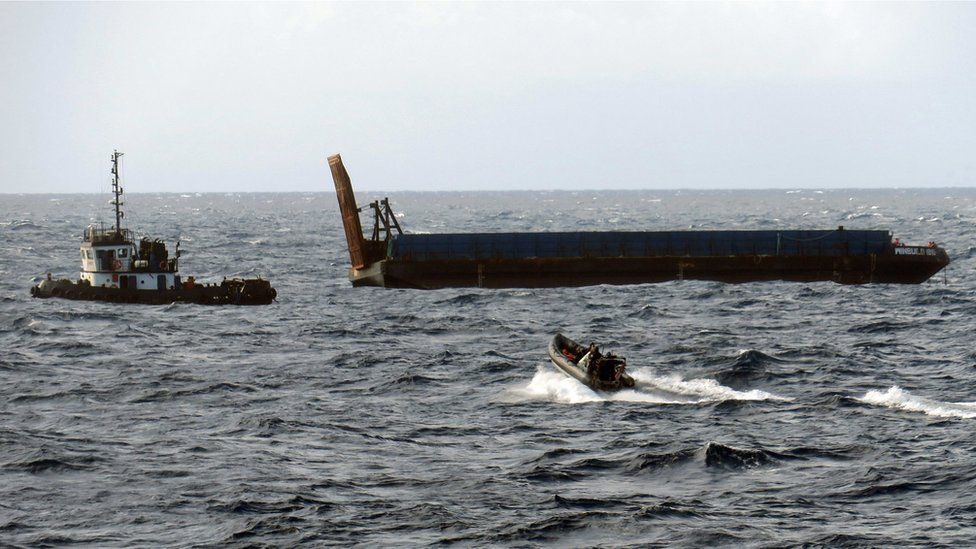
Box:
513, 365, 786, 404
859, 386, 976, 419
521, 440, 835, 484
703, 441, 779, 469
630, 303, 679, 319
368, 372, 443, 394
433, 292, 488, 306
849, 320, 911, 334
128, 382, 260, 403
625, 448, 699, 472
6, 453, 105, 474
210, 498, 305, 515
712, 349, 783, 387
489, 513, 597, 542
3, 220, 41, 231
806, 533, 900, 546
635, 500, 709, 519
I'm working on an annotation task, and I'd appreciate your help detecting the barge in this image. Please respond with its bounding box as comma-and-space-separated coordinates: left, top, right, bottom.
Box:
31, 151, 277, 305
329, 154, 949, 288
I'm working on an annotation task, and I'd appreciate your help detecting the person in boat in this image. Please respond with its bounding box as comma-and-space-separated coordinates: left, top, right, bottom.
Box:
597, 354, 618, 382
578, 343, 600, 377
578, 343, 627, 385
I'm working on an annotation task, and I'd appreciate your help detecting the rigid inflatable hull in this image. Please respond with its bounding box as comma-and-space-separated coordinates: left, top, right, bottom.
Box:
547, 333, 635, 392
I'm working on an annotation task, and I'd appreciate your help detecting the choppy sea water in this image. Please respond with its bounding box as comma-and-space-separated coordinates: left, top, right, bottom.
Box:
2, 188, 975, 547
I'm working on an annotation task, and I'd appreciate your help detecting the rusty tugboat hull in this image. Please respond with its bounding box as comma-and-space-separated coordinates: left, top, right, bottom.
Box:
30, 277, 276, 305
329, 154, 949, 289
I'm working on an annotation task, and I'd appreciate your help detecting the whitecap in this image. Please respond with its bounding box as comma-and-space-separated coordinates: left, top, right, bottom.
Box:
510, 365, 787, 405
512, 366, 602, 404
859, 386, 976, 419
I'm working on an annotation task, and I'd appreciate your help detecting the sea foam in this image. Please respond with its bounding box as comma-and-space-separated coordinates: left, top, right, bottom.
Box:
516, 365, 787, 405
860, 386, 976, 419
632, 370, 789, 403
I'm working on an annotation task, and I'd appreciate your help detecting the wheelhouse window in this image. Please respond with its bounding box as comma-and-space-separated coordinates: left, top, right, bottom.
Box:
118, 248, 128, 258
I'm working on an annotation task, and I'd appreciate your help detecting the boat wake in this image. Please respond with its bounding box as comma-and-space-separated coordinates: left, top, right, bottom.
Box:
631, 369, 788, 403
859, 386, 976, 419
515, 365, 787, 404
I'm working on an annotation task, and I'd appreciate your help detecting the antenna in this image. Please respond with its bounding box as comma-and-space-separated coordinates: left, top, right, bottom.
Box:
110, 150, 125, 235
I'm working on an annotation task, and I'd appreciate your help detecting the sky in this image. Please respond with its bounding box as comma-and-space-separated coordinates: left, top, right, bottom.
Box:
1, 2, 974, 193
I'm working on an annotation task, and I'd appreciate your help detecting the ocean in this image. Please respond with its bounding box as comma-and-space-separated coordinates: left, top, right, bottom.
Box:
2, 188, 974, 546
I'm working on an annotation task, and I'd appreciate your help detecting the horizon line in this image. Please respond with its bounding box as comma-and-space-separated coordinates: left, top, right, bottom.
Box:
3, 185, 975, 195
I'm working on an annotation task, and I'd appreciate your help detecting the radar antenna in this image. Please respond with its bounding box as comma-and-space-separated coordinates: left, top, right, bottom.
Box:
110, 150, 125, 235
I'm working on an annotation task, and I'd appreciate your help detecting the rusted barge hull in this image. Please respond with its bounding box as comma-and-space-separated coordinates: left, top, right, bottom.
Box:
329, 154, 949, 288
350, 253, 946, 288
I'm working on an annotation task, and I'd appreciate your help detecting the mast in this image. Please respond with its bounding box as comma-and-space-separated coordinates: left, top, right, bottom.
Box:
110, 150, 124, 235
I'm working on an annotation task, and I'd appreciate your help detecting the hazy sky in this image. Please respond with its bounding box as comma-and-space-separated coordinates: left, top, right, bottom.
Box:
1, 2, 974, 193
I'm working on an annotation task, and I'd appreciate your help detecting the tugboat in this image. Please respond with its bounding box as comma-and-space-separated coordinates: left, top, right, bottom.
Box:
30, 151, 277, 305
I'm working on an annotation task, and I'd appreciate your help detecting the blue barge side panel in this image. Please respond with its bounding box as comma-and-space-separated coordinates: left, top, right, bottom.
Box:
389, 230, 892, 261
